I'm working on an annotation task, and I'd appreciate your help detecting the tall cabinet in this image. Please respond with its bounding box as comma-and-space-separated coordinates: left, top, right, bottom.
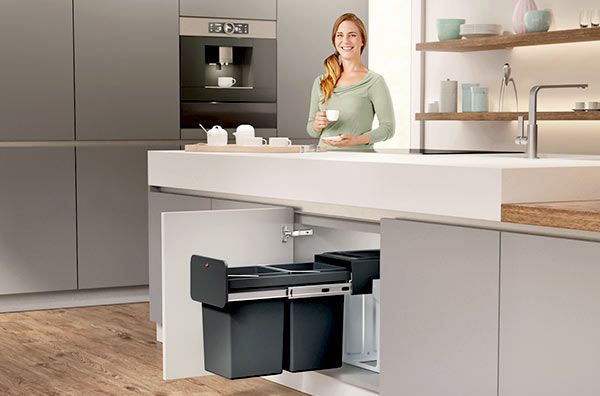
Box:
277, 0, 369, 142
0, 0, 74, 141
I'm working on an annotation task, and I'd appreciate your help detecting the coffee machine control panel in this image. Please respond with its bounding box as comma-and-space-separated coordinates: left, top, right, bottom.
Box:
209, 22, 249, 35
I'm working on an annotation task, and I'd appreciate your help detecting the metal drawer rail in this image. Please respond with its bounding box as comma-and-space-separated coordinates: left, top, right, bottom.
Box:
227, 282, 352, 303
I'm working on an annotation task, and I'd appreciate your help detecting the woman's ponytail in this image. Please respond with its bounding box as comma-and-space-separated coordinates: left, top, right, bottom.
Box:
319, 53, 342, 104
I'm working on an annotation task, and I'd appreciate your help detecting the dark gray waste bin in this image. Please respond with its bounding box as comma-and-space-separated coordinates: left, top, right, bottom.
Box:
283, 295, 345, 372
202, 299, 285, 379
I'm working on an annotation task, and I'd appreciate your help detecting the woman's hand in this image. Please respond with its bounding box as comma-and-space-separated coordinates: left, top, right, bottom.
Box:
312, 111, 330, 133
324, 134, 369, 147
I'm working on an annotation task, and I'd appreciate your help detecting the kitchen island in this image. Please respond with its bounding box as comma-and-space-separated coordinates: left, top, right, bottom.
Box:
148, 150, 600, 396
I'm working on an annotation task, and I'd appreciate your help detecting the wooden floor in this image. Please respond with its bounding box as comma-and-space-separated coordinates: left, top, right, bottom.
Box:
0, 303, 307, 396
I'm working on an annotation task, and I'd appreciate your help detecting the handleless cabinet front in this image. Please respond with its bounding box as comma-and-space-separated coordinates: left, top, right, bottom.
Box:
277, 0, 368, 140
74, 0, 179, 140
77, 145, 178, 289
180, 0, 276, 20
0, 148, 77, 294
0, 0, 74, 141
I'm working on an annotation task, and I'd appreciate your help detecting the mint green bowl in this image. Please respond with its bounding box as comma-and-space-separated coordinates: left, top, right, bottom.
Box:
437, 19, 466, 41
524, 10, 551, 33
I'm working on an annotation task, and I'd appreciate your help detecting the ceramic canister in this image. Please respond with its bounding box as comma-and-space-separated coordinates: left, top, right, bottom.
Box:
512, 0, 538, 34
461, 83, 480, 112
440, 79, 458, 112
471, 86, 489, 112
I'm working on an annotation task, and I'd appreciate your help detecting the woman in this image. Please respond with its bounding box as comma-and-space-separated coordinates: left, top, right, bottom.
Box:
306, 13, 395, 150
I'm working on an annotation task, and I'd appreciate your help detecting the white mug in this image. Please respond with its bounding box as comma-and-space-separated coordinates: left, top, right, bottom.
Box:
574, 102, 586, 110
326, 109, 340, 121
269, 137, 292, 147
244, 137, 267, 146
587, 101, 600, 110
218, 77, 237, 87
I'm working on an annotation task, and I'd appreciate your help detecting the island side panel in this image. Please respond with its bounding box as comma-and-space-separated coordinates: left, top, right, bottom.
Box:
380, 219, 499, 396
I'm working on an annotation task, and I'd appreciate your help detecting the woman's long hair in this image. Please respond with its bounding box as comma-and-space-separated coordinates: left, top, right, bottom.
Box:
319, 13, 367, 104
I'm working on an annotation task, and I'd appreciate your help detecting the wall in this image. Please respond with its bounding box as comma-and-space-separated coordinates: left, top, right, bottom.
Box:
369, 0, 413, 149
423, 0, 600, 154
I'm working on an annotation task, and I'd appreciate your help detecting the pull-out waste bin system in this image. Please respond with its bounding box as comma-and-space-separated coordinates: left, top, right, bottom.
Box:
190, 250, 380, 379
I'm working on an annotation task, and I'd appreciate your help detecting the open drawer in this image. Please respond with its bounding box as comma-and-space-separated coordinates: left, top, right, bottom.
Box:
190, 252, 379, 379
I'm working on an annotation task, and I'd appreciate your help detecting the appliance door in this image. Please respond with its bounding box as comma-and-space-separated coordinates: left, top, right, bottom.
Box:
180, 36, 276, 103
181, 102, 276, 129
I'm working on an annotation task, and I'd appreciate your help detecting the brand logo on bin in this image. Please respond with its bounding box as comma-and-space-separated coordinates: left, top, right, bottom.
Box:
204, 262, 209, 269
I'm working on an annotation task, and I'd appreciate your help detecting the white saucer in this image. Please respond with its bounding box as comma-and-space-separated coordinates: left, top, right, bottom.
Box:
321, 135, 343, 142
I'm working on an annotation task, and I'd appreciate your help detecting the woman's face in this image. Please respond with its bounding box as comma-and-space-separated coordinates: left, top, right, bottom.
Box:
334, 20, 363, 61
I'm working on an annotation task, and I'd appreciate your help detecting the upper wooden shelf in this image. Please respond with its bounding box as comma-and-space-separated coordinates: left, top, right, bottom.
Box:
415, 112, 600, 121
416, 28, 600, 52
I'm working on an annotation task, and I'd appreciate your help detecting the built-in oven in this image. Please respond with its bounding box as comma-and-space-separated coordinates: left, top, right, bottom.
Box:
179, 17, 277, 139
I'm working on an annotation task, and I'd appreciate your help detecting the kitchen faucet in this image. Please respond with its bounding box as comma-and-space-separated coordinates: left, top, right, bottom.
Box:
518, 84, 588, 158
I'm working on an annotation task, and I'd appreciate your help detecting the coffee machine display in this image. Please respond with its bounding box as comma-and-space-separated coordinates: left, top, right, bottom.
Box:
180, 17, 276, 130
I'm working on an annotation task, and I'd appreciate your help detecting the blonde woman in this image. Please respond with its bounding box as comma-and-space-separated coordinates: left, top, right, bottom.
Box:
306, 13, 395, 150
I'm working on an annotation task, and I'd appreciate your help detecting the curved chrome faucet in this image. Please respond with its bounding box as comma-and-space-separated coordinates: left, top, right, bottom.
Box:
527, 84, 588, 158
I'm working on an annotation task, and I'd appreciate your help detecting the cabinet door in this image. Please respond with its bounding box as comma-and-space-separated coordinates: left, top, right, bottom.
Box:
277, 0, 368, 140
0, 148, 76, 294
161, 207, 294, 380
148, 191, 211, 323
74, 0, 179, 140
180, 0, 276, 20
77, 145, 179, 289
0, 0, 74, 141
500, 233, 600, 396
380, 219, 499, 396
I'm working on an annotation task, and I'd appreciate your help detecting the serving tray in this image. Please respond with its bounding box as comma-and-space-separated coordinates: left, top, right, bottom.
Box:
184, 143, 322, 153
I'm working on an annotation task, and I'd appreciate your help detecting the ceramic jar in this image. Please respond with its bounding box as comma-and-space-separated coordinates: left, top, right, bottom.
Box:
512, 0, 538, 34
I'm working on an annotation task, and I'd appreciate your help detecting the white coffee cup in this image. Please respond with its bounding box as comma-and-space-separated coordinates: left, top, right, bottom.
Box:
218, 77, 237, 87
326, 109, 340, 121
243, 137, 267, 146
269, 137, 292, 147
575, 102, 586, 110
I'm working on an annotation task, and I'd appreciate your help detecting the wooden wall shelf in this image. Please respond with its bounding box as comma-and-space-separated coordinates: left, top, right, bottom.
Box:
416, 112, 600, 121
416, 28, 600, 52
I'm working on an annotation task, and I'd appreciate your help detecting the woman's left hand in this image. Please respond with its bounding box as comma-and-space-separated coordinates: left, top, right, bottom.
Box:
325, 134, 369, 147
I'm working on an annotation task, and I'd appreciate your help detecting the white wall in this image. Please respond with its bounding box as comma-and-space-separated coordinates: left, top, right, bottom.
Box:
369, 0, 413, 149
423, 0, 600, 154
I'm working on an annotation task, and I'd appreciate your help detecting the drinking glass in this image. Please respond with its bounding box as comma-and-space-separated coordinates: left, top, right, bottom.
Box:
580, 10, 591, 28
592, 9, 600, 27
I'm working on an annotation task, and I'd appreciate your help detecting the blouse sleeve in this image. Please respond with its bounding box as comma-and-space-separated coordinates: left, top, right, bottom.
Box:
366, 75, 395, 144
306, 76, 322, 138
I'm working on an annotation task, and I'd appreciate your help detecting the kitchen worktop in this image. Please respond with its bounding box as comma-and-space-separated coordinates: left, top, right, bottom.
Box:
502, 200, 600, 232
148, 150, 600, 222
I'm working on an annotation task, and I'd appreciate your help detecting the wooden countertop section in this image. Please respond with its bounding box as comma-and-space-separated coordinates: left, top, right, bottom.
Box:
502, 200, 600, 232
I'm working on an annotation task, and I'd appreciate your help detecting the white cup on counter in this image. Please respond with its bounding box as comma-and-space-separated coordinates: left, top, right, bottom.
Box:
243, 137, 267, 146
269, 137, 292, 147
574, 102, 586, 110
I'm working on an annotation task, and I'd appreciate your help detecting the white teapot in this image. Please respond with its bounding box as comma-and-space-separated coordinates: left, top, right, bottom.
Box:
233, 124, 255, 145
201, 124, 228, 146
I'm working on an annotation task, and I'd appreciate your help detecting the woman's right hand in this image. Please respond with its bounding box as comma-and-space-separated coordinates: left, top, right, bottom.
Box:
312, 111, 330, 133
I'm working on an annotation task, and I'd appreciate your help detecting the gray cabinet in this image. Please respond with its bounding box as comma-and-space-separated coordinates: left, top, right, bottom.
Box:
277, 0, 368, 140
77, 145, 178, 289
74, 0, 179, 140
0, 0, 74, 141
380, 219, 500, 396
500, 233, 600, 396
180, 0, 276, 20
0, 148, 77, 295
148, 192, 211, 322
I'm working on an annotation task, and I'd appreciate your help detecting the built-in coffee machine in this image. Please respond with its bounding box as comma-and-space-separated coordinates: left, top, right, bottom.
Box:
179, 17, 276, 136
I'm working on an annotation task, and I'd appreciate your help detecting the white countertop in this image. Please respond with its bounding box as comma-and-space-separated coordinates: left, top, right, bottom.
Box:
148, 150, 600, 221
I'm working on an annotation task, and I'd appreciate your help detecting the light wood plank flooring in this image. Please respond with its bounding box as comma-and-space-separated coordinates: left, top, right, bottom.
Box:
0, 303, 307, 396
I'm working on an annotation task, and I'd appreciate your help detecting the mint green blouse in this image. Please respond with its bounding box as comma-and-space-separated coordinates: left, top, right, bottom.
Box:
306, 71, 395, 150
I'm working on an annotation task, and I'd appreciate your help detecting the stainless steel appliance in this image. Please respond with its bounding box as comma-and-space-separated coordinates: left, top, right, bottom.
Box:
179, 17, 277, 136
